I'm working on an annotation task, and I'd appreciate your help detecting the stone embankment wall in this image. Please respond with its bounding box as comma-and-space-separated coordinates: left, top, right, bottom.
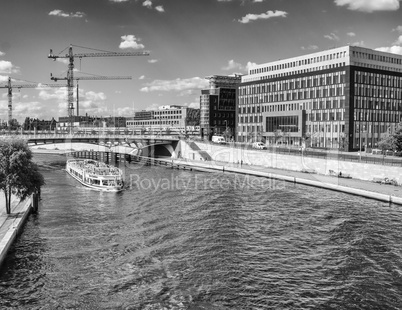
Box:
177, 140, 402, 184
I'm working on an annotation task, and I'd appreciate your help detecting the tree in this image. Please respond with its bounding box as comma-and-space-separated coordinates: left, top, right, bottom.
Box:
0, 139, 45, 214
378, 135, 394, 153
392, 122, 402, 152
223, 127, 232, 142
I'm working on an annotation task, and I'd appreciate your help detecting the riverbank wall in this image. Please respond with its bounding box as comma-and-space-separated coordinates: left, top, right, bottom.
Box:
0, 196, 34, 269
176, 140, 402, 184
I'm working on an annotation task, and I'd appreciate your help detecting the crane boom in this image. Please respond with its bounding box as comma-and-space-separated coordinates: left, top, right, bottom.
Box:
48, 44, 148, 130
0, 77, 65, 128
51, 75, 132, 82
49, 51, 149, 59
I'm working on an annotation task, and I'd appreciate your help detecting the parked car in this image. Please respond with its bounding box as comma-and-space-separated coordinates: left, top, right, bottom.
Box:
252, 142, 267, 150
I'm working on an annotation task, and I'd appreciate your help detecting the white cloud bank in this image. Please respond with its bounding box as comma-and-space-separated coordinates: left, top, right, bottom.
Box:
142, 0, 164, 12
140, 77, 209, 92
0, 60, 19, 74
334, 0, 400, 12
324, 32, 340, 41
238, 10, 287, 24
119, 35, 145, 49
49, 9, 86, 18
375, 46, 402, 55
221, 59, 257, 72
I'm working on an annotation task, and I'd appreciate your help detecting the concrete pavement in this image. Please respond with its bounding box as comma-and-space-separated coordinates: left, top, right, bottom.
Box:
0, 193, 32, 268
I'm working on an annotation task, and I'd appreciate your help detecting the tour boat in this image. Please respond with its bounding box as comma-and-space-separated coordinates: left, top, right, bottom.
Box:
66, 159, 124, 192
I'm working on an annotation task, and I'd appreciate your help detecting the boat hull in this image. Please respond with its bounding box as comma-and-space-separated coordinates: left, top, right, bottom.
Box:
66, 159, 124, 192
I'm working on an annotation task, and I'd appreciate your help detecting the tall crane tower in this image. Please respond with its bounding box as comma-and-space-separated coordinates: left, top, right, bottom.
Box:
50, 73, 132, 116
48, 44, 149, 121
0, 77, 64, 128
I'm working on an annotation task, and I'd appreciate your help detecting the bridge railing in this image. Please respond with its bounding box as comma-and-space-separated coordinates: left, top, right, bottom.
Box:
2, 132, 180, 141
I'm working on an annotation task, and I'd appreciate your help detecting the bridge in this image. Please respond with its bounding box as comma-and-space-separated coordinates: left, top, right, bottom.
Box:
0, 131, 181, 157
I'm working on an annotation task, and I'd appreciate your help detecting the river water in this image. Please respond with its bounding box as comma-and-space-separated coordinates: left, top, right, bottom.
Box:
0, 154, 402, 309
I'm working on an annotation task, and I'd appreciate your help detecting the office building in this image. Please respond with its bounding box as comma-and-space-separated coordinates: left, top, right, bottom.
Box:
126, 105, 199, 133
238, 45, 402, 151
200, 75, 241, 140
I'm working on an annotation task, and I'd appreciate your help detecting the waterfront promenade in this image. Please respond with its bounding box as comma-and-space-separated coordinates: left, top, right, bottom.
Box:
0, 194, 32, 268
170, 157, 402, 204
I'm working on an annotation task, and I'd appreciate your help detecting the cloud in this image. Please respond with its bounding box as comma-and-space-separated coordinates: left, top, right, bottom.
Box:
119, 35, 145, 49
222, 59, 243, 71
393, 35, 402, 45
142, 0, 164, 12
148, 59, 158, 63
143, 0, 152, 8
49, 9, 86, 18
144, 103, 161, 111
347, 32, 356, 37
109, 0, 130, 2
140, 77, 209, 92
324, 32, 340, 41
38, 87, 68, 101
0, 75, 9, 83
116, 106, 134, 116
393, 25, 402, 33
334, 0, 400, 12
0, 51, 4, 56
246, 61, 257, 71
38, 86, 108, 116
350, 40, 365, 46
375, 45, 402, 55
183, 100, 200, 109
0, 60, 13, 73
0, 60, 19, 74
155, 5, 165, 12
238, 10, 287, 24
301, 45, 319, 50
139, 75, 145, 80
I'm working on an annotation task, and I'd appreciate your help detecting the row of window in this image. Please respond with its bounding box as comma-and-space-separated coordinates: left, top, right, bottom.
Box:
239, 86, 345, 105
127, 120, 181, 126
266, 116, 299, 133
154, 110, 183, 115
250, 51, 347, 75
355, 84, 402, 99
247, 63, 347, 82
354, 109, 401, 123
355, 71, 402, 87
354, 97, 402, 110
240, 72, 347, 95
352, 51, 402, 65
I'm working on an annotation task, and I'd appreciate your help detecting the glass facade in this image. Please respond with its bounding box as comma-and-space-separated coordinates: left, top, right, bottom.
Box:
266, 116, 299, 133
352, 70, 402, 149
237, 46, 402, 151
238, 70, 347, 148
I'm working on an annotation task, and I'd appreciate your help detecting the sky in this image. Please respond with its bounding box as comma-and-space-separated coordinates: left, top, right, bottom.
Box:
0, 0, 402, 123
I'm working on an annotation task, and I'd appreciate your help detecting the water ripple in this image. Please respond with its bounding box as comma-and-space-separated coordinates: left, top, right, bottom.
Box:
0, 154, 401, 309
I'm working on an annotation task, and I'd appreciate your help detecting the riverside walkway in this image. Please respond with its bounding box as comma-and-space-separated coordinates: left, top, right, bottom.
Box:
0, 194, 32, 268
170, 157, 402, 205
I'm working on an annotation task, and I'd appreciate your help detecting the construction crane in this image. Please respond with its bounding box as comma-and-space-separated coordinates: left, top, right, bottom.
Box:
48, 44, 149, 126
0, 77, 65, 128
50, 73, 132, 116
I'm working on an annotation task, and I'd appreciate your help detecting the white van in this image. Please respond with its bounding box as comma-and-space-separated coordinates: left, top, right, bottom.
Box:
212, 136, 226, 144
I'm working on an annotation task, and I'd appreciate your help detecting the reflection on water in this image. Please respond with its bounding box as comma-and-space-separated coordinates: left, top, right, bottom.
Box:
0, 154, 401, 309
